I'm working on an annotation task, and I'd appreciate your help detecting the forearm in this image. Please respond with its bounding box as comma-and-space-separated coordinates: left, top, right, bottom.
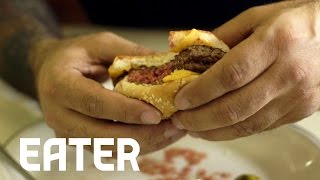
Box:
0, 0, 60, 98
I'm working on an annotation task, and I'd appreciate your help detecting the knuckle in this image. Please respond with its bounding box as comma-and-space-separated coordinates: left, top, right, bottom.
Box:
218, 102, 242, 125
233, 117, 273, 137
80, 93, 104, 118
118, 102, 129, 122
270, 13, 302, 47
274, 26, 296, 45
221, 63, 247, 90
233, 123, 258, 137
287, 63, 308, 84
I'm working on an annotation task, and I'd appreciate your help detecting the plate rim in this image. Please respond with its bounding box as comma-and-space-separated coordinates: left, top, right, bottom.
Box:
289, 124, 320, 149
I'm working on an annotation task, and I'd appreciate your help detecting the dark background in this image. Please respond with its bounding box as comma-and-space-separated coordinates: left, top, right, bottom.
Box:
47, 0, 276, 29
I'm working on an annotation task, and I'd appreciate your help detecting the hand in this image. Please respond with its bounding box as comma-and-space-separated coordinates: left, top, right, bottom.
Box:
29, 32, 186, 154
172, 0, 320, 140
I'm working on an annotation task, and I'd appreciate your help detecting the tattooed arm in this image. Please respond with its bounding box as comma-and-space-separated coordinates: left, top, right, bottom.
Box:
0, 0, 60, 98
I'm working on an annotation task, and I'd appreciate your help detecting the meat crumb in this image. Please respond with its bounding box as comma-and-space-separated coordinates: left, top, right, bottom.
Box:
139, 147, 231, 180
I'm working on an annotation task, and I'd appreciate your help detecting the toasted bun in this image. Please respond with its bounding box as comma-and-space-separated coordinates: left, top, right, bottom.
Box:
108, 29, 229, 119
169, 29, 229, 53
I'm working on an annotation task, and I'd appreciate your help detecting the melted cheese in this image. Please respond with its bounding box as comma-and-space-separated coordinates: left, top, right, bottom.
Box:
163, 70, 199, 82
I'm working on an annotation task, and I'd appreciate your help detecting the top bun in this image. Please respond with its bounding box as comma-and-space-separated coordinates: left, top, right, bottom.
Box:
169, 29, 229, 53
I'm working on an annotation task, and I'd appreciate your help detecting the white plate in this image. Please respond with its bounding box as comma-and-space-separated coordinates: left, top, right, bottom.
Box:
3, 119, 320, 180
0, 149, 32, 180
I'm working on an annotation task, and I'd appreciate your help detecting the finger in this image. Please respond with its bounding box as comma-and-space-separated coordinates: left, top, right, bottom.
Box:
173, 59, 306, 131
78, 65, 109, 82
54, 129, 94, 153
141, 132, 186, 155
212, 1, 297, 47
174, 34, 276, 110
189, 96, 295, 141
190, 88, 320, 140
80, 32, 155, 61
50, 108, 186, 155
267, 89, 320, 129
267, 114, 309, 131
53, 70, 162, 124
212, 8, 258, 47
56, 128, 185, 156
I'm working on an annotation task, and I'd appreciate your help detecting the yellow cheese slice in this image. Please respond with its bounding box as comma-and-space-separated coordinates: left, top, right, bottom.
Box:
163, 69, 199, 82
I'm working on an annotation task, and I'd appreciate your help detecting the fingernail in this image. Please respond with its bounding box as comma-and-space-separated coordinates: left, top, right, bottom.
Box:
141, 111, 161, 124
172, 118, 185, 129
175, 98, 191, 110
165, 125, 184, 138
189, 132, 200, 138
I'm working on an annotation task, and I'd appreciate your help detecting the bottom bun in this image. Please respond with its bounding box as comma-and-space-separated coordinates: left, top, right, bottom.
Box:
114, 75, 199, 119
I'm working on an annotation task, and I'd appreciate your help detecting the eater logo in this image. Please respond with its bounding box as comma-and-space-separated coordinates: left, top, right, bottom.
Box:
20, 138, 140, 171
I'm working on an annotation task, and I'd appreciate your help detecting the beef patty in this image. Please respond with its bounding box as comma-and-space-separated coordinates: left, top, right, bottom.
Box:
127, 45, 225, 84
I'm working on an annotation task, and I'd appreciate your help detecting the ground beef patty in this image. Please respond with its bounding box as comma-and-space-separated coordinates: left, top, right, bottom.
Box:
127, 45, 225, 84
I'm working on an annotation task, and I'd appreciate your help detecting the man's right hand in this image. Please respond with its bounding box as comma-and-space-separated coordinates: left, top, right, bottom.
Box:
29, 32, 186, 154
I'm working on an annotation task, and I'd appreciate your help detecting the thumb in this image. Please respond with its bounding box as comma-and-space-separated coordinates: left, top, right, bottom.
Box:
82, 32, 155, 61
212, 1, 292, 48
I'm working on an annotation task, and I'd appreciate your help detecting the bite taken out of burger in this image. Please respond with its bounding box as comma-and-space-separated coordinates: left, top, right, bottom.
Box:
108, 29, 229, 119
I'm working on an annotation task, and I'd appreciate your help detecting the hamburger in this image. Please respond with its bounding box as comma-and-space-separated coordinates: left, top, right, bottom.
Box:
108, 29, 229, 119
